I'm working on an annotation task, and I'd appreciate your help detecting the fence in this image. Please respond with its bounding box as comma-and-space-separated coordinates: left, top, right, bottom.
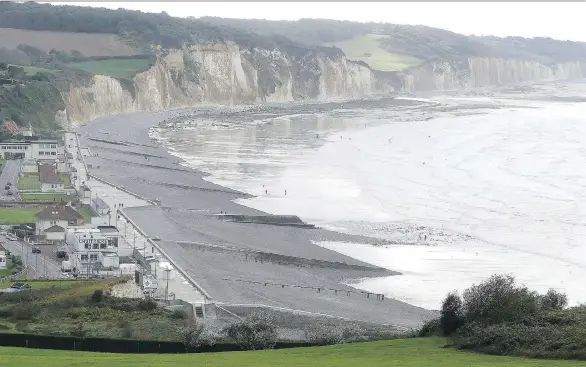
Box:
0, 333, 314, 354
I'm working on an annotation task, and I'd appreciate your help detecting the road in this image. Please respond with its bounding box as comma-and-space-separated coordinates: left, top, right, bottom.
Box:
0, 234, 62, 279
0, 159, 21, 201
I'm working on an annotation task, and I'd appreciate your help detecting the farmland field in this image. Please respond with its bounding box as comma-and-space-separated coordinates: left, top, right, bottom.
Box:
0, 28, 141, 57
66, 58, 153, 78
326, 34, 421, 71
0, 337, 582, 367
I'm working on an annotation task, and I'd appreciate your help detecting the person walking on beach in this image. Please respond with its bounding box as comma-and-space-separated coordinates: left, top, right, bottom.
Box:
284, 189, 287, 196
265, 189, 268, 195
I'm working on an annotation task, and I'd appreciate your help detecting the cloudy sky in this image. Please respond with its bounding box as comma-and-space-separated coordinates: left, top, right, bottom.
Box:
48, 2, 586, 42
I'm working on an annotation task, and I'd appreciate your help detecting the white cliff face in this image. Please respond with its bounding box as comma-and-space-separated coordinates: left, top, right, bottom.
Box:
63, 42, 379, 124
398, 57, 586, 92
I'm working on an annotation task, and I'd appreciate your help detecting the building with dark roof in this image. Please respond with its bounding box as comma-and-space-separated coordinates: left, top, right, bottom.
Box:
38, 163, 64, 192
35, 205, 84, 235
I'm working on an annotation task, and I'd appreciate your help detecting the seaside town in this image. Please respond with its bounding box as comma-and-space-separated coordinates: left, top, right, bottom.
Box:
0, 119, 208, 317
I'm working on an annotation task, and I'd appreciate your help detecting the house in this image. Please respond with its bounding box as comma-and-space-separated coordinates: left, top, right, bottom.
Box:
19, 124, 34, 137
38, 163, 64, 192
44, 225, 66, 241
0, 244, 6, 270
35, 205, 84, 236
1, 120, 20, 135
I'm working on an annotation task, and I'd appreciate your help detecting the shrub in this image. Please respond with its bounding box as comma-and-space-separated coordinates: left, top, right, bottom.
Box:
181, 321, 217, 350
462, 274, 540, 325
0, 308, 13, 318
170, 309, 188, 320
91, 289, 104, 303
137, 299, 157, 311
223, 312, 278, 350
12, 303, 36, 320
305, 322, 370, 345
71, 321, 86, 338
539, 289, 568, 311
440, 292, 464, 335
119, 319, 134, 338
418, 318, 441, 337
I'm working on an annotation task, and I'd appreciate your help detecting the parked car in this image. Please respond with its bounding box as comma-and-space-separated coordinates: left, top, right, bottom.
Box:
10, 282, 31, 290
6, 190, 13, 196
4, 185, 9, 190
6, 182, 11, 187
6, 233, 17, 241
32, 247, 41, 254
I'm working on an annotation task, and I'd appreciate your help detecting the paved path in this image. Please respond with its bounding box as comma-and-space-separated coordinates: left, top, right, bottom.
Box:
0, 159, 21, 201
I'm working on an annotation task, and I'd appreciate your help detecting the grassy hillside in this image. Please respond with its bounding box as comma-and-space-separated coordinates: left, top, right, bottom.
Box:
0, 81, 65, 137
65, 58, 154, 78
0, 278, 184, 340
0, 337, 582, 367
0, 28, 142, 57
326, 34, 422, 71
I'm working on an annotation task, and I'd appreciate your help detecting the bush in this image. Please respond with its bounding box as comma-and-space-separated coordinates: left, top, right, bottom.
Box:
418, 318, 441, 337
181, 321, 217, 350
223, 312, 278, 350
170, 309, 188, 320
440, 292, 464, 335
91, 289, 104, 303
11, 304, 36, 320
305, 322, 370, 345
462, 274, 540, 325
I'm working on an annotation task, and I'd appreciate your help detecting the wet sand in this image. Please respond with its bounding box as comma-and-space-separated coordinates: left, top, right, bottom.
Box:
77, 107, 435, 328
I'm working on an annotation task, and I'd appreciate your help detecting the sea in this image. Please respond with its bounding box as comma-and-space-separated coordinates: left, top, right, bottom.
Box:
150, 84, 586, 310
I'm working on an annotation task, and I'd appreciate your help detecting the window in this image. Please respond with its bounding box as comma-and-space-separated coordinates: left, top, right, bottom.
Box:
84, 243, 90, 249
51, 145, 57, 149
90, 254, 98, 261
80, 254, 88, 261
100, 243, 107, 249
51, 152, 56, 156
92, 243, 99, 249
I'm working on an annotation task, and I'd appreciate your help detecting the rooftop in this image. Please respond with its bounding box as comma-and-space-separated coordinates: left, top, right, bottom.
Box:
44, 225, 65, 233
38, 164, 63, 185
35, 205, 83, 222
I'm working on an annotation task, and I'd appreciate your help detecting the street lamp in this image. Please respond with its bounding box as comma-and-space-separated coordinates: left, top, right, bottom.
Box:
164, 268, 171, 305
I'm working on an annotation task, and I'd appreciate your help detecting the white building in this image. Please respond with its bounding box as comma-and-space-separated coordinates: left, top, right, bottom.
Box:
0, 244, 6, 270
66, 227, 121, 277
0, 140, 63, 160
35, 205, 85, 236
44, 225, 66, 241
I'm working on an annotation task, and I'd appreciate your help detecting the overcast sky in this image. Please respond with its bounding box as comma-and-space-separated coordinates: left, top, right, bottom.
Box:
47, 2, 586, 42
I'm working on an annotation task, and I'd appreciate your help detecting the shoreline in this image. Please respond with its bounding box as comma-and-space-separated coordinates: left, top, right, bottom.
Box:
75, 108, 436, 328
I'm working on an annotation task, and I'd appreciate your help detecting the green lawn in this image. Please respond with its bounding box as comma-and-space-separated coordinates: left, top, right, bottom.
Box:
77, 206, 96, 223
17, 173, 41, 191
326, 34, 422, 71
0, 208, 42, 224
66, 58, 153, 78
60, 174, 73, 188
0, 265, 12, 278
19, 194, 71, 203
0, 337, 581, 367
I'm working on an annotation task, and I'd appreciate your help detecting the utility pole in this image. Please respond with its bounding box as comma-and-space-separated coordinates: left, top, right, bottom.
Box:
44, 255, 46, 278
164, 268, 171, 305
35, 253, 38, 279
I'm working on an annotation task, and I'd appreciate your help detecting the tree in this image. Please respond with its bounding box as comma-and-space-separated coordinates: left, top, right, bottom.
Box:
462, 274, 540, 325
540, 289, 568, 311
0, 62, 7, 70
440, 292, 464, 335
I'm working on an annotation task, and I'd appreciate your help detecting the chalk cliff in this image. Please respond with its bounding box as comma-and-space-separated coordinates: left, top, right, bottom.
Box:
60, 45, 586, 125
394, 57, 586, 92
61, 43, 379, 124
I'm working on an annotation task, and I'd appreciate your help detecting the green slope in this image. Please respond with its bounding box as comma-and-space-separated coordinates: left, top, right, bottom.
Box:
326, 34, 421, 71
0, 337, 582, 367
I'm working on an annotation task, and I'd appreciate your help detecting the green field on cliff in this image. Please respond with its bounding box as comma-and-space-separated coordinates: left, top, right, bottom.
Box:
0, 337, 582, 367
66, 58, 153, 78
325, 34, 422, 71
